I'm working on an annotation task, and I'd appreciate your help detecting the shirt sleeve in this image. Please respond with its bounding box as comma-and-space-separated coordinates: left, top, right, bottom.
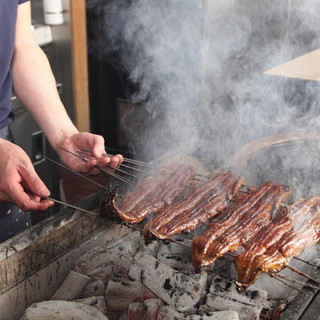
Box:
19, 0, 30, 4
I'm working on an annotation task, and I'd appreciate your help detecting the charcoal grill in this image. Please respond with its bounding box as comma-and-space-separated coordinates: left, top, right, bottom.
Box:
1, 147, 320, 320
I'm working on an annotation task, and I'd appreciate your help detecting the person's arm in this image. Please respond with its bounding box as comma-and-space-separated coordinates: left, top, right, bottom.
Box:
11, 2, 123, 173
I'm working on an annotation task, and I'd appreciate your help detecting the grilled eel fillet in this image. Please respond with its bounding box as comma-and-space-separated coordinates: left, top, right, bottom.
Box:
98, 163, 196, 223
144, 171, 244, 241
235, 195, 320, 289
192, 181, 291, 272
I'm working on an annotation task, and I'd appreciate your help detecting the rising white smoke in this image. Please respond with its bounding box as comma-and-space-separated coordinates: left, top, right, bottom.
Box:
87, 0, 320, 196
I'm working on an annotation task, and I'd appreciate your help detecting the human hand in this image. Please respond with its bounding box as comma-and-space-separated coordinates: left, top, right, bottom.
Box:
0, 139, 54, 211
57, 132, 123, 175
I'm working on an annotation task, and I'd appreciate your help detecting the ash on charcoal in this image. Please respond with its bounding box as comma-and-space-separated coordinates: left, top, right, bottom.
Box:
177, 310, 240, 320
157, 306, 240, 320
73, 231, 143, 279
199, 276, 272, 320
80, 279, 106, 298
105, 280, 157, 313
50, 269, 91, 301
23, 300, 109, 320
155, 239, 194, 274
75, 296, 107, 315
127, 298, 164, 319
128, 252, 207, 312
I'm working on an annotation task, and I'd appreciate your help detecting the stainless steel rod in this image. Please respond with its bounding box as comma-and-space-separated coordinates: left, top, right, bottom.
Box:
276, 273, 320, 291
287, 264, 320, 285
48, 197, 99, 217
77, 150, 144, 179
293, 256, 320, 269
78, 146, 156, 169
59, 147, 134, 186
44, 155, 109, 190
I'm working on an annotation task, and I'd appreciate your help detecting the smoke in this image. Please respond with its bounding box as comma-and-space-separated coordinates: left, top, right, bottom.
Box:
87, 0, 320, 193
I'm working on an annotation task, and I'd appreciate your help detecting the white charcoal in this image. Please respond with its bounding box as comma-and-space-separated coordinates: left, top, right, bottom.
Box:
129, 252, 207, 312
156, 306, 183, 320
176, 311, 240, 320
156, 240, 194, 273
74, 231, 143, 279
127, 302, 144, 320
51, 270, 91, 301
144, 299, 165, 318
105, 280, 157, 313
25, 300, 109, 320
81, 279, 106, 298
127, 298, 164, 320
200, 276, 269, 320
75, 296, 107, 315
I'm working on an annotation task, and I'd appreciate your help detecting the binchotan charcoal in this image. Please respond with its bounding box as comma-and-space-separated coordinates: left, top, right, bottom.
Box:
51, 269, 92, 301
80, 279, 106, 298
128, 252, 207, 312
111, 255, 135, 281
199, 276, 270, 320
140, 239, 160, 256
127, 302, 145, 320
73, 231, 143, 279
75, 296, 107, 315
127, 299, 164, 320
175, 311, 240, 320
156, 306, 182, 320
157, 307, 234, 320
105, 280, 158, 313
144, 299, 165, 319
25, 300, 109, 320
156, 240, 194, 273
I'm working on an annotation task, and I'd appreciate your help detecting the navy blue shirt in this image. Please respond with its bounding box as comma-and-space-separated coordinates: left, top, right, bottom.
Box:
0, 0, 29, 129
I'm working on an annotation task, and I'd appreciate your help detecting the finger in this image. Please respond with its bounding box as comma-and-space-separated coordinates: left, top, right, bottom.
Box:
75, 159, 100, 174
74, 133, 106, 159
109, 154, 124, 168
96, 155, 111, 168
90, 135, 106, 158
21, 198, 55, 212
4, 184, 54, 211
19, 165, 50, 198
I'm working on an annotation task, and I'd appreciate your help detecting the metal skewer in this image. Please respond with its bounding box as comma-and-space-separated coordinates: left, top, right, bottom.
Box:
286, 265, 320, 285
275, 273, 320, 291
271, 275, 303, 293
59, 147, 134, 186
44, 155, 109, 191
78, 147, 157, 169
77, 150, 148, 180
293, 256, 320, 268
168, 238, 192, 248
46, 197, 99, 217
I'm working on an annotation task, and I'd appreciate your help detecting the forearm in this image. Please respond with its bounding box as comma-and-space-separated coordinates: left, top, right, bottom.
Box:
11, 43, 78, 150
9, 2, 123, 175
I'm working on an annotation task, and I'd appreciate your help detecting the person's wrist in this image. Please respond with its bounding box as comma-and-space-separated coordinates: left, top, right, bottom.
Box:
49, 127, 79, 151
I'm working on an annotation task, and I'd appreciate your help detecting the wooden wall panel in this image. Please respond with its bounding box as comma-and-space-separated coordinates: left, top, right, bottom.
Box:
70, 0, 90, 131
